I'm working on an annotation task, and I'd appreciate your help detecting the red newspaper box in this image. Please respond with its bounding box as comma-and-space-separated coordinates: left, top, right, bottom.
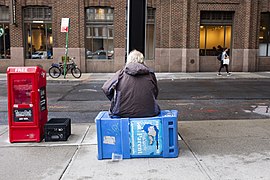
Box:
7, 66, 48, 142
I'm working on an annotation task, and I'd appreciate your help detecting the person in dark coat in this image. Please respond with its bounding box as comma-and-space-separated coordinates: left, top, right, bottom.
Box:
102, 50, 160, 118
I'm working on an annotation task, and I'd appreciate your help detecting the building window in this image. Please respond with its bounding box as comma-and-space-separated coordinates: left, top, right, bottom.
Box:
145, 8, 155, 60
0, 6, 10, 59
200, 25, 232, 56
259, 13, 270, 56
23, 7, 53, 59
200, 11, 233, 56
86, 7, 114, 60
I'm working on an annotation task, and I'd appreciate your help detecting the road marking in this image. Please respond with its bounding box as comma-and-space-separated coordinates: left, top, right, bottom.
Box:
48, 105, 68, 109
174, 103, 195, 106
78, 89, 97, 92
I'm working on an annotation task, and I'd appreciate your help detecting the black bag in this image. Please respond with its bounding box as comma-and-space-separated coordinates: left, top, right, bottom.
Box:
217, 53, 222, 61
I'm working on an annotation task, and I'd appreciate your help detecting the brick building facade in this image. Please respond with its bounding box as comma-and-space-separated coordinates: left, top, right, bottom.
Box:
0, 0, 270, 73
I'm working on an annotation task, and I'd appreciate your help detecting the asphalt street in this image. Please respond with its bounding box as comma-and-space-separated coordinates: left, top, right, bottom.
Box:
1, 77, 270, 124
39, 79, 270, 122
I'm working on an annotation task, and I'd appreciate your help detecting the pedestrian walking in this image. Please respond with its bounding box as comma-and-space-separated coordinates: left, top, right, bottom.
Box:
217, 48, 231, 76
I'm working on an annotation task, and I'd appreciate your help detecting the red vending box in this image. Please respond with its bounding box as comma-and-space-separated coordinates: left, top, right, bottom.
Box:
7, 66, 48, 142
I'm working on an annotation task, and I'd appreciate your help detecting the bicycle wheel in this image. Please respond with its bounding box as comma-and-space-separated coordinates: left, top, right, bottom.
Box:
49, 66, 61, 78
71, 67, 82, 78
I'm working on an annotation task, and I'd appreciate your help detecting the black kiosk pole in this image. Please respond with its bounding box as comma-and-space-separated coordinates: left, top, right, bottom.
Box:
127, 0, 146, 55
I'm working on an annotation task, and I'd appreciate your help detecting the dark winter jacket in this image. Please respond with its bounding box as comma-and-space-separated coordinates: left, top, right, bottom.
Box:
102, 62, 160, 118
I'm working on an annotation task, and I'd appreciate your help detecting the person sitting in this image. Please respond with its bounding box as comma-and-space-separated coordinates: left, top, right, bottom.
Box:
102, 50, 160, 118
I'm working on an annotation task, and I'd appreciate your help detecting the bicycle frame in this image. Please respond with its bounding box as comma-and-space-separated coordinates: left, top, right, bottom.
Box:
49, 58, 82, 79
51, 61, 76, 74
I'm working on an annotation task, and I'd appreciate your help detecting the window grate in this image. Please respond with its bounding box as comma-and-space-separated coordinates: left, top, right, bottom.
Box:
23, 7, 52, 21
201, 11, 234, 23
86, 7, 114, 22
0, 6, 9, 22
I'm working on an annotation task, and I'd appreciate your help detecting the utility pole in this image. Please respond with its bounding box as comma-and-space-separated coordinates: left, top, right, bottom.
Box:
127, 0, 146, 55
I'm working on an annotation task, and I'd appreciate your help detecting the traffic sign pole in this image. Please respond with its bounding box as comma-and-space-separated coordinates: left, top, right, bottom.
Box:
61, 18, 70, 79
64, 30, 69, 78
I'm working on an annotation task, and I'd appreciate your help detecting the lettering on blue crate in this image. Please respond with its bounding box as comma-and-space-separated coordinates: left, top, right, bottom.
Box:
103, 136, 116, 145
130, 119, 163, 156
107, 123, 120, 135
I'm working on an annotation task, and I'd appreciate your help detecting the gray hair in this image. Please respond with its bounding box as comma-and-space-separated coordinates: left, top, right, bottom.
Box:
126, 50, 144, 64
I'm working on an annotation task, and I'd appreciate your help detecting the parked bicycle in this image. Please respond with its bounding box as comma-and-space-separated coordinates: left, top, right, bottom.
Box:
48, 57, 82, 78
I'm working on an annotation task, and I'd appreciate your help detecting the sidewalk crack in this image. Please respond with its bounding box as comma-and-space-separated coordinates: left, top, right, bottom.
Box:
179, 132, 213, 180
59, 124, 91, 180
0, 128, 8, 136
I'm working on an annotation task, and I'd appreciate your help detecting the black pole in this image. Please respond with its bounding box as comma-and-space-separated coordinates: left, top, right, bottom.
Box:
127, 0, 146, 55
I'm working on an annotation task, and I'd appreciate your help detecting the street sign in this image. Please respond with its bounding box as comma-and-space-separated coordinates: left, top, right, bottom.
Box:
61, 18, 70, 32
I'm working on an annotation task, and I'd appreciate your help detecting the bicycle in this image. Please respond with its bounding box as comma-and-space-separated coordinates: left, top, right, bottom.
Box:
48, 57, 82, 78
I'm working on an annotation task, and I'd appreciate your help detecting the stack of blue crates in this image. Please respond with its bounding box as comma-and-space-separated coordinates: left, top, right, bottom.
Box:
95, 110, 179, 160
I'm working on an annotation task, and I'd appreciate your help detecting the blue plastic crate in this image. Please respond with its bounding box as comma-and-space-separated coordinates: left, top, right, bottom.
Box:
95, 110, 179, 160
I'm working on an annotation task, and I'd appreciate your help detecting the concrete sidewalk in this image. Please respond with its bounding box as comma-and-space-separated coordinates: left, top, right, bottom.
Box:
0, 119, 270, 180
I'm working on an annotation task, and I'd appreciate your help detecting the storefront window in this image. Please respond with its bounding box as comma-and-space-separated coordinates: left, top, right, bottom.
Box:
200, 25, 232, 56
23, 7, 53, 59
145, 8, 155, 60
86, 7, 114, 60
259, 13, 270, 56
0, 6, 10, 59
200, 11, 233, 56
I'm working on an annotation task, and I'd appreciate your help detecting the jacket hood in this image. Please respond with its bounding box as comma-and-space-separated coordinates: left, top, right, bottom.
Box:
124, 62, 151, 76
